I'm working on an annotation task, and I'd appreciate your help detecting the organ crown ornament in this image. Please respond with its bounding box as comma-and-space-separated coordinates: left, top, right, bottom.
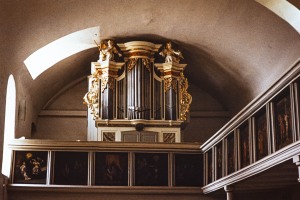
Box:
159, 42, 183, 63
84, 40, 192, 143
96, 39, 122, 62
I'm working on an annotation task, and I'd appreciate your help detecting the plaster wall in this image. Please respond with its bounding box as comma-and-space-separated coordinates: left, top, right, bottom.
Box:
34, 117, 87, 141
183, 117, 229, 143
33, 80, 87, 141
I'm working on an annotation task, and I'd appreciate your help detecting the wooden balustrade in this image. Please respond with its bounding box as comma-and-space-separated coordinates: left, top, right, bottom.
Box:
201, 58, 300, 194
8, 140, 203, 194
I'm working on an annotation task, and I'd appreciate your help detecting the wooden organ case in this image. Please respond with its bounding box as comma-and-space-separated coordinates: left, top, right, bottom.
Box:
84, 41, 192, 143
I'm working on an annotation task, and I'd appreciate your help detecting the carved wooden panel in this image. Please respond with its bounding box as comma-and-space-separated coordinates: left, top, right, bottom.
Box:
140, 132, 158, 142
121, 131, 139, 142
103, 132, 116, 142
163, 133, 175, 143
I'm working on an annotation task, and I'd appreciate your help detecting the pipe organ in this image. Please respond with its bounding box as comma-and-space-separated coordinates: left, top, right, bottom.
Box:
84, 41, 192, 142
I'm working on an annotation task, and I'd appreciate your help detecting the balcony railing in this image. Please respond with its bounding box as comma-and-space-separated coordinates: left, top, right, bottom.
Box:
7, 140, 203, 194
201, 58, 300, 196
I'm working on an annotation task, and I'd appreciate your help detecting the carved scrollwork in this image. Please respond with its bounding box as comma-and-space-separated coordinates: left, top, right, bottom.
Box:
179, 73, 192, 121
83, 77, 100, 119
127, 58, 138, 72
127, 58, 151, 72
142, 58, 151, 72
100, 76, 115, 92
164, 77, 178, 92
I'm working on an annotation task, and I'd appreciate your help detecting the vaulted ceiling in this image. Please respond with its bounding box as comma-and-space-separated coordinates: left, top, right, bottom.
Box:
1, 0, 300, 123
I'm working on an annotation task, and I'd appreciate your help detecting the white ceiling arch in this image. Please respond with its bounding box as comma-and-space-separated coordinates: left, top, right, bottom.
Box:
256, 0, 300, 33
24, 26, 100, 79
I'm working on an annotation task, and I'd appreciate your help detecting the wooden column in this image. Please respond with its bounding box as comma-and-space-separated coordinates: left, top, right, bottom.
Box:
293, 155, 300, 182
224, 185, 234, 200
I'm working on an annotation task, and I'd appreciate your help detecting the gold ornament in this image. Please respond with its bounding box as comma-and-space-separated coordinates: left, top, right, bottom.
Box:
83, 77, 100, 119
164, 77, 177, 92
179, 73, 192, 121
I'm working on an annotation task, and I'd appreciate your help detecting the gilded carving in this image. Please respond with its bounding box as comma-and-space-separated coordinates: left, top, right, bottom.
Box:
83, 77, 99, 119
179, 73, 192, 121
100, 76, 115, 92
95, 40, 122, 62
127, 58, 138, 72
127, 58, 150, 72
159, 42, 183, 63
142, 58, 151, 72
164, 77, 177, 92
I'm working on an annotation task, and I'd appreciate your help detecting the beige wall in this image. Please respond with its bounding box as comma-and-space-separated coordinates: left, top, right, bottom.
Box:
33, 79, 87, 140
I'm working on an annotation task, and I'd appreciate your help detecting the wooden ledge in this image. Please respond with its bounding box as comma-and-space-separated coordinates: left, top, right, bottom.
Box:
8, 139, 202, 152
8, 185, 203, 194
202, 141, 300, 194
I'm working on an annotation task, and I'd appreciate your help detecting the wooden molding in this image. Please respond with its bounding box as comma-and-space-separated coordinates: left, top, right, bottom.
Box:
8, 139, 202, 152
39, 110, 87, 117
7, 185, 203, 194
202, 141, 300, 194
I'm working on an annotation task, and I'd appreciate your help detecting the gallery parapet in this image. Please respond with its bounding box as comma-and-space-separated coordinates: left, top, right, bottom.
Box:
7, 139, 203, 190
201, 58, 300, 193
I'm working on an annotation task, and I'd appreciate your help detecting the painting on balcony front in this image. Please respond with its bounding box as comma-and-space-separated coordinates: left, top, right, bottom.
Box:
239, 122, 250, 168
227, 133, 235, 175
13, 151, 48, 184
274, 91, 293, 150
255, 109, 269, 160
207, 150, 213, 184
174, 153, 203, 186
53, 151, 88, 185
95, 152, 128, 186
216, 143, 223, 179
135, 153, 168, 186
